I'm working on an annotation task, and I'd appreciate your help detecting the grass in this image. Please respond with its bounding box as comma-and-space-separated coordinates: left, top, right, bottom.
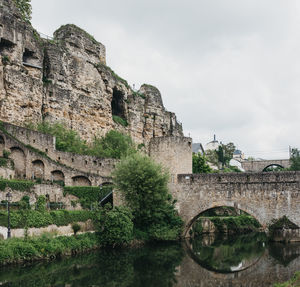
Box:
112, 115, 128, 127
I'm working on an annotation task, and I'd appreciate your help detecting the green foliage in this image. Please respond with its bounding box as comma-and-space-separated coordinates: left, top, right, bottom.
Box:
205, 142, 236, 169
0, 232, 98, 264
35, 196, 46, 212
1, 55, 10, 65
37, 122, 89, 154
89, 130, 135, 159
192, 153, 212, 173
2, 150, 10, 159
71, 223, 81, 235
0, 210, 94, 228
113, 153, 183, 241
112, 115, 128, 127
132, 91, 146, 99
290, 148, 300, 171
63, 185, 112, 209
0, 179, 35, 192
36, 121, 135, 159
97, 206, 134, 247
274, 271, 300, 287
12, 0, 32, 22
0, 158, 8, 168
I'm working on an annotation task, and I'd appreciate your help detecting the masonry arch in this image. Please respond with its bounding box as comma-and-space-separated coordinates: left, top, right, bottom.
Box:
51, 170, 65, 183
72, 175, 91, 186
0, 135, 5, 156
10, 147, 26, 178
32, 160, 45, 179
184, 203, 264, 237
262, 164, 285, 172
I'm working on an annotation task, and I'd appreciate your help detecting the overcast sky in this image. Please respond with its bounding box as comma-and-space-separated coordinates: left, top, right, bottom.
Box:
31, 0, 300, 159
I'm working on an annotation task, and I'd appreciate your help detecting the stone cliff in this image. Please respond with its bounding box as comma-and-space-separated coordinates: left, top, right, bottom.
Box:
0, 0, 183, 144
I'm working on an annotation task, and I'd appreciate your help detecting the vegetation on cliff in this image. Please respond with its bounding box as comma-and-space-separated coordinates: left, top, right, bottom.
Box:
34, 121, 135, 158
112, 153, 183, 242
12, 0, 32, 22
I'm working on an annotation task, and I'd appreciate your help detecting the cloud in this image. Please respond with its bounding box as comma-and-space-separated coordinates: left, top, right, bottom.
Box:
31, 0, 300, 159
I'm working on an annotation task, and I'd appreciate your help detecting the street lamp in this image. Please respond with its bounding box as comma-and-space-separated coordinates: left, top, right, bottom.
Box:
6, 192, 12, 239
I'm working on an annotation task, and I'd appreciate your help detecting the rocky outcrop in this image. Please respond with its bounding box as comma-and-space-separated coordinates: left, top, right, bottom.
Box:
0, 0, 183, 145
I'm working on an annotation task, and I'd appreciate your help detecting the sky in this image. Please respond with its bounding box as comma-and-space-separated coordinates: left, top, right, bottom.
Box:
30, 0, 300, 160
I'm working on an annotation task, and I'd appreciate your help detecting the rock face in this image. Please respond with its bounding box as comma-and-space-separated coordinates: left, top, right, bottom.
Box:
0, 0, 183, 144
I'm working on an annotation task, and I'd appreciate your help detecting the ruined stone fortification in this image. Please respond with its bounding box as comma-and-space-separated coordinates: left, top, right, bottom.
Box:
0, 0, 183, 144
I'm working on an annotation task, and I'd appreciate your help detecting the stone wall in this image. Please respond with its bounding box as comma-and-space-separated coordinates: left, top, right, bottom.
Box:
0, 0, 183, 145
0, 220, 94, 240
171, 172, 300, 236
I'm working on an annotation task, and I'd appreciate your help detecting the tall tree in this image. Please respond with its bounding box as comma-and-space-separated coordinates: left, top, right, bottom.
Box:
290, 148, 300, 171
13, 0, 32, 22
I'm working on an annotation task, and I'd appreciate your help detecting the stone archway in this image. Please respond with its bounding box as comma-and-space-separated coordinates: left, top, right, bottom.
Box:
32, 160, 45, 179
72, 176, 91, 186
51, 170, 65, 182
0, 135, 5, 157
10, 147, 26, 178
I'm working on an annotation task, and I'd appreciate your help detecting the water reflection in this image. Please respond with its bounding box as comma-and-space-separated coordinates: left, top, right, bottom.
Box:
0, 235, 299, 286
186, 232, 267, 273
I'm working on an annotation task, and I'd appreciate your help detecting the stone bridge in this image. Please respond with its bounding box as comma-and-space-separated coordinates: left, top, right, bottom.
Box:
170, 171, 300, 236
242, 159, 290, 172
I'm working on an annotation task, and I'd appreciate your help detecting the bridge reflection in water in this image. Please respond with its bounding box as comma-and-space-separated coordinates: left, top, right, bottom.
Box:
176, 233, 300, 287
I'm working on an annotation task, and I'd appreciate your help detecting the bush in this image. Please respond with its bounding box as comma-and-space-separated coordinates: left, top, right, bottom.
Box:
35, 196, 46, 212
112, 115, 128, 127
98, 206, 133, 247
2, 150, 10, 159
0, 158, 8, 168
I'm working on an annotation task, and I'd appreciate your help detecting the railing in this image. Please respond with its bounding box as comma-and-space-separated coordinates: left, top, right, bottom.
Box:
38, 31, 54, 41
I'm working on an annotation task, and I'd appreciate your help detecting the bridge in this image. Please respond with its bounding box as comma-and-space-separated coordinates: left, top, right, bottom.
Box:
170, 171, 300, 236
241, 159, 290, 172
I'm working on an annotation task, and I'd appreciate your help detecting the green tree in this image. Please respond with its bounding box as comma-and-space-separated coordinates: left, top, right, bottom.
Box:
290, 148, 300, 171
13, 0, 32, 22
192, 153, 212, 173
112, 153, 183, 241
206, 142, 236, 169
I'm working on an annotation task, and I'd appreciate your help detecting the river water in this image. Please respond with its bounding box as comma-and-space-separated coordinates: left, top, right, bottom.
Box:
0, 233, 299, 287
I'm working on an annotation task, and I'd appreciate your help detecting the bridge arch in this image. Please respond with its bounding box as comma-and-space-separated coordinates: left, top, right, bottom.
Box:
262, 164, 284, 172
184, 203, 264, 237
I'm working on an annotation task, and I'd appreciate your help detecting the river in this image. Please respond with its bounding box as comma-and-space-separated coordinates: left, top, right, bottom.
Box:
0, 233, 299, 286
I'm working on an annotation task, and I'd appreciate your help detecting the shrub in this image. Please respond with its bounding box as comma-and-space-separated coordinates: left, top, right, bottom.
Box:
0, 158, 8, 168
35, 196, 47, 212
98, 206, 134, 247
72, 223, 81, 236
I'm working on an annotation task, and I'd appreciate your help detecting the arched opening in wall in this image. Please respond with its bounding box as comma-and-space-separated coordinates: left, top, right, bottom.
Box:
51, 170, 65, 185
32, 160, 45, 180
99, 182, 113, 206
0, 135, 5, 157
111, 88, 126, 119
263, 164, 285, 172
72, 176, 91, 186
186, 206, 266, 274
10, 147, 26, 178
